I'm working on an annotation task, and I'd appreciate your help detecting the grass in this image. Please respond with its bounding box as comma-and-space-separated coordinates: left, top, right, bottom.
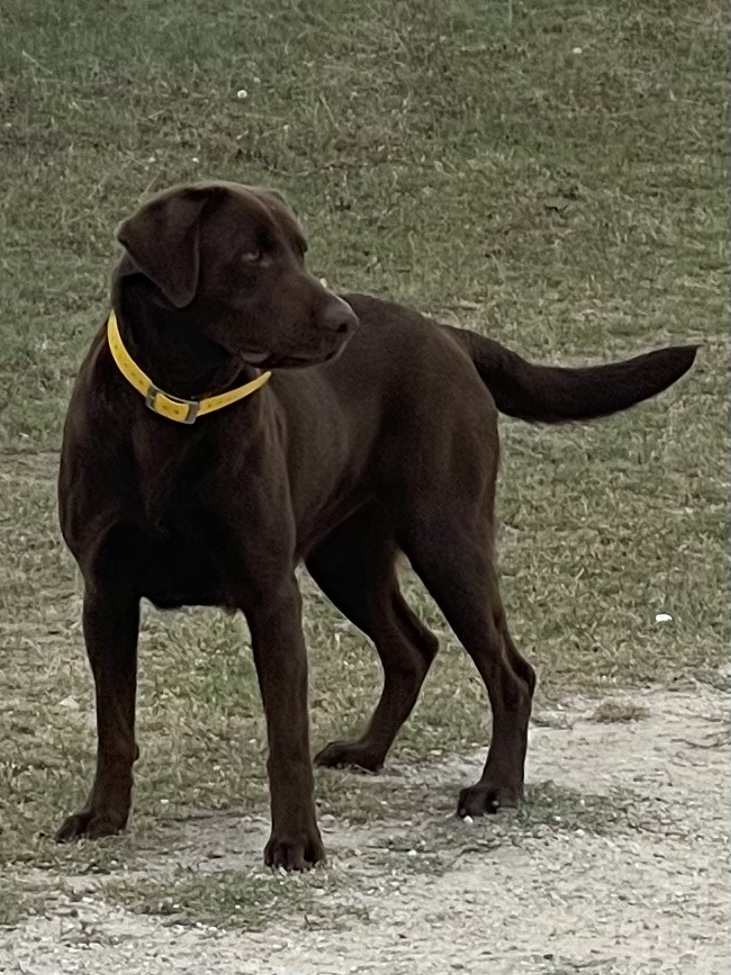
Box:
0, 0, 728, 926
589, 700, 651, 723
104, 868, 370, 932
0, 880, 50, 928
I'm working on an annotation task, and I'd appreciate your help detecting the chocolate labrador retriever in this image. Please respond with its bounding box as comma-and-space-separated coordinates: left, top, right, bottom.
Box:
56, 180, 695, 869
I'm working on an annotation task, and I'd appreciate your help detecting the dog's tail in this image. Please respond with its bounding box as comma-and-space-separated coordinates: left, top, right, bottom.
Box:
445, 326, 697, 424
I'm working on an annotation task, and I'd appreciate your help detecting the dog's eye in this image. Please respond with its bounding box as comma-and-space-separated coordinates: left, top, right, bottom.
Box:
241, 249, 263, 264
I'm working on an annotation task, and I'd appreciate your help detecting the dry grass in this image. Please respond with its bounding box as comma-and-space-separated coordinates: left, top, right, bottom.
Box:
589, 701, 651, 723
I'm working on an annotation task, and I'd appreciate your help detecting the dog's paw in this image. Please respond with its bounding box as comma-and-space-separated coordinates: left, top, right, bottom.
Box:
55, 808, 126, 843
457, 781, 523, 817
314, 739, 384, 773
264, 829, 325, 871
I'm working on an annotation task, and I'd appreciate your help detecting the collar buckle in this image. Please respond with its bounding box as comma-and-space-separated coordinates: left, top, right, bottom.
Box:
145, 385, 200, 424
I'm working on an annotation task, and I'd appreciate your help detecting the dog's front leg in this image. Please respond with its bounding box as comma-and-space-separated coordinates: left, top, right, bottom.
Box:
56, 588, 140, 841
246, 579, 324, 870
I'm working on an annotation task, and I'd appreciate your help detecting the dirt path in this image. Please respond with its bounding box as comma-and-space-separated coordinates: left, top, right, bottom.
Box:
1, 684, 729, 975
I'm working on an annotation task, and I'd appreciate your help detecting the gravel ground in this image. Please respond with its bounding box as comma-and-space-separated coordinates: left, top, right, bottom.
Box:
1, 684, 729, 975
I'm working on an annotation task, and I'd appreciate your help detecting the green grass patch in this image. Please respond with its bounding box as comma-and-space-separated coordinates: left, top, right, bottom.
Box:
589, 700, 651, 723
0, 880, 51, 928
104, 868, 369, 932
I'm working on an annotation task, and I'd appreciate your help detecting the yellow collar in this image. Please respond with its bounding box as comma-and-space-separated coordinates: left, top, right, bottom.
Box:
106, 311, 271, 424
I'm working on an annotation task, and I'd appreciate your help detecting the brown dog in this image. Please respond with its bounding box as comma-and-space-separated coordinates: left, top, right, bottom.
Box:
56, 181, 695, 869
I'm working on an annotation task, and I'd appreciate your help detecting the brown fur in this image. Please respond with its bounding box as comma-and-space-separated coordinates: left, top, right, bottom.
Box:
56, 181, 696, 869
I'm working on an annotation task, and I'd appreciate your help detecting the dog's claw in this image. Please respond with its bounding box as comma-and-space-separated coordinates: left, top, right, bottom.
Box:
314, 740, 384, 773
55, 809, 126, 842
264, 830, 325, 871
457, 781, 523, 817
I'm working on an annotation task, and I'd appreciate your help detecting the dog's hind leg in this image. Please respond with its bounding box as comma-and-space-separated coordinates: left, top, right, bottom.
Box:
307, 507, 438, 772
401, 510, 536, 816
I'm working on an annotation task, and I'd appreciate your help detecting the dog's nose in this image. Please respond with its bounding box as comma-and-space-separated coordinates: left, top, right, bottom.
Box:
322, 299, 358, 335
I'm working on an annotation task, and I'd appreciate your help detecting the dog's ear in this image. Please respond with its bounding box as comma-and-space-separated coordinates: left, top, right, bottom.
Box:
116, 189, 211, 308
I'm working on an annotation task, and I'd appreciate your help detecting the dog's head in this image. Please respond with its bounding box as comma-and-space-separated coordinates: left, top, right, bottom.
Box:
115, 181, 358, 369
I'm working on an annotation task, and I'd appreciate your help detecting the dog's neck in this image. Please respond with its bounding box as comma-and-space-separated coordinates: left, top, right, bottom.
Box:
111, 275, 257, 401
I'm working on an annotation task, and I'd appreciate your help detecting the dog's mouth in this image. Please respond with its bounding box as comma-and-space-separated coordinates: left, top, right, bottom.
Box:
239, 350, 271, 366
239, 337, 351, 370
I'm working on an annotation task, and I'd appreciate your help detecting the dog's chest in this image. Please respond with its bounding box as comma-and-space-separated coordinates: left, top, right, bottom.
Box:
134, 508, 242, 610
133, 465, 249, 609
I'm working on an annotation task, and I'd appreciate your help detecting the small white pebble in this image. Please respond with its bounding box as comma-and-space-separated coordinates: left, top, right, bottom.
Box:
463, 815, 474, 825
407, 848, 417, 857
572, 47, 583, 55
236, 89, 248, 99
655, 612, 673, 623
191, 156, 199, 163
